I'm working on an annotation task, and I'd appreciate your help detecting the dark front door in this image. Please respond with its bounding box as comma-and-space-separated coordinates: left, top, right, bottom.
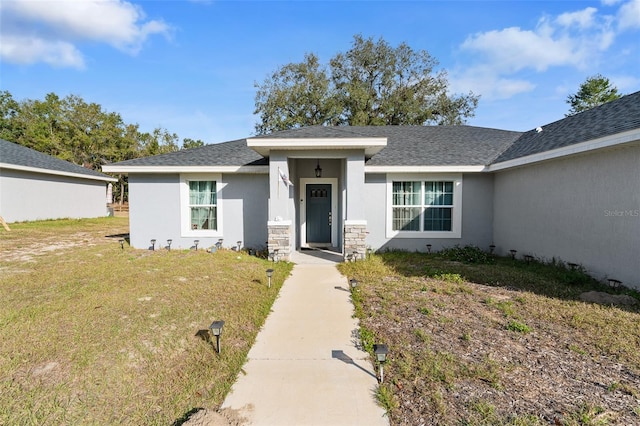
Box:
306, 184, 331, 244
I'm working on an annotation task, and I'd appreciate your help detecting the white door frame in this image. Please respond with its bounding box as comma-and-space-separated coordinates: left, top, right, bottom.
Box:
300, 177, 338, 248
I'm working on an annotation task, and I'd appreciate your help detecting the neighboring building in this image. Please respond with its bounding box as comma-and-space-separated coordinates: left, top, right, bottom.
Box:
103, 91, 640, 288
0, 139, 117, 223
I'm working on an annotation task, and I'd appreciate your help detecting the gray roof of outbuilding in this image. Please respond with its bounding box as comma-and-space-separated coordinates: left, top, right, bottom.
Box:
494, 90, 640, 164
0, 138, 115, 180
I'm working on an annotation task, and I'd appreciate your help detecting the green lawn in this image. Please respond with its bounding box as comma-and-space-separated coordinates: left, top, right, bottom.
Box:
0, 217, 292, 425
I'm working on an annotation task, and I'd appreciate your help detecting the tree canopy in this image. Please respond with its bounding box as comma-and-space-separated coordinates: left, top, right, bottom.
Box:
0, 90, 206, 202
254, 35, 479, 134
566, 74, 622, 116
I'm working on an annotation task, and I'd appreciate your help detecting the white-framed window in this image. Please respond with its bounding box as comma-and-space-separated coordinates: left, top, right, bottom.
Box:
386, 174, 462, 238
180, 174, 223, 237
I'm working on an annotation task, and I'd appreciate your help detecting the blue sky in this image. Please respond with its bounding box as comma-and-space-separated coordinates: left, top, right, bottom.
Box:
1, 0, 639, 144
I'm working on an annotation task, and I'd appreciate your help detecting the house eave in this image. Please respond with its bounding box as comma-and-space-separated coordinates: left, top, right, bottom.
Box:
1, 163, 117, 182
100, 165, 269, 174
365, 165, 488, 173
246, 137, 387, 157
489, 128, 640, 172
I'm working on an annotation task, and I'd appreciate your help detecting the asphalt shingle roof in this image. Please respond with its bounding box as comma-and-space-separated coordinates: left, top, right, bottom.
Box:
109, 126, 521, 168
105, 91, 640, 169
107, 139, 267, 167
493, 90, 640, 164
0, 138, 114, 180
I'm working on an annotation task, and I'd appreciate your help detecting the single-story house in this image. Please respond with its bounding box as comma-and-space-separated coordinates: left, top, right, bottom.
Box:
102, 91, 640, 288
0, 139, 117, 223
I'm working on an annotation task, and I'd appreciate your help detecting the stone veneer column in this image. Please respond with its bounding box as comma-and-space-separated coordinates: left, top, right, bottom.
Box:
267, 221, 292, 262
343, 220, 367, 261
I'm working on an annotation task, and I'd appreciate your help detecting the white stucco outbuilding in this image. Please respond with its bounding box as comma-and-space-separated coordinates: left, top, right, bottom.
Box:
0, 139, 117, 223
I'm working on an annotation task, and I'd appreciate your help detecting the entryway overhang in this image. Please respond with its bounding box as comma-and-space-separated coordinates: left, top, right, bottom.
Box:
246, 137, 387, 157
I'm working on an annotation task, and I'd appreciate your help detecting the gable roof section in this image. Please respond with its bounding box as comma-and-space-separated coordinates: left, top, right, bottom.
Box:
0, 139, 116, 182
492, 90, 640, 168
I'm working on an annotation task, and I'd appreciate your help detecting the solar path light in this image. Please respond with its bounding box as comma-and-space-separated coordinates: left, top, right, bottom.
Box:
209, 320, 225, 354
426, 244, 432, 253
119, 239, 125, 250
237, 240, 242, 251
216, 239, 223, 250
266, 269, 274, 288
194, 240, 199, 251
374, 344, 389, 383
349, 278, 358, 291
509, 249, 517, 259
489, 244, 496, 254
167, 239, 172, 251
150, 239, 156, 251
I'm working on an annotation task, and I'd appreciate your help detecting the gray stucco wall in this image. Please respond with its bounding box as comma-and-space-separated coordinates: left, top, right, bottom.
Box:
493, 143, 640, 288
0, 168, 108, 223
127, 173, 268, 251
363, 173, 494, 252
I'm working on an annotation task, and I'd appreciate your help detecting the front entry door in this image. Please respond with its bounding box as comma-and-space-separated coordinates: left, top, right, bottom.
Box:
306, 184, 332, 244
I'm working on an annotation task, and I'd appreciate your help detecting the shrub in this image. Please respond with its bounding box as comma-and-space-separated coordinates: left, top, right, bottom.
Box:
440, 245, 494, 264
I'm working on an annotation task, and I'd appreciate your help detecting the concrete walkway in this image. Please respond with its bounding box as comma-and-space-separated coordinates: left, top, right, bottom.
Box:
221, 250, 389, 425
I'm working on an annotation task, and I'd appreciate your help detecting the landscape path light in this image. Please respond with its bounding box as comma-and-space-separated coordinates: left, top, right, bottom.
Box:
167, 239, 172, 251
150, 239, 156, 251
426, 244, 432, 253
349, 278, 358, 291
489, 244, 496, 254
209, 320, 225, 354
119, 239, 125, 250
216, 239, 223, 250
374, 344, 389, 383
266, 268, 274, 288
509, 249, 517, 259
194, 240, 199, 251
237, 240, 242, 251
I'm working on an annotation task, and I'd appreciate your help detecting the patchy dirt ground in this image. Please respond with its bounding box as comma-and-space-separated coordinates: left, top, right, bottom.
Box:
360, 277, 640, 425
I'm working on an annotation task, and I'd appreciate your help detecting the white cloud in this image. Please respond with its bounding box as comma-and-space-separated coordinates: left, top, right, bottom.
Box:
450, 66, 535, 101
461, 9, 616, 74
556, 7, 598, 29
0, 34, 85, 69
0, 0, 171, 67
618, 0, 640, 29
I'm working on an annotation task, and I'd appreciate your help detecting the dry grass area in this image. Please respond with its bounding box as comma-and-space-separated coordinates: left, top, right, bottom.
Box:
339, 249, 640, 426
0, 217, 292, 425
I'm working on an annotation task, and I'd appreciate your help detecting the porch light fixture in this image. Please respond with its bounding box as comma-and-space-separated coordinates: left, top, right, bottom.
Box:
194, 240, 199, 251
150, 239, 156, 251
167, 239, 172, 251
374, 344, 389, 383
315, 159, 322, 178
119, 239, 125, 250
426, 244, 432, 253
266, 268, 274, 288
509, 249, 517, 259
209, 320, 225, 354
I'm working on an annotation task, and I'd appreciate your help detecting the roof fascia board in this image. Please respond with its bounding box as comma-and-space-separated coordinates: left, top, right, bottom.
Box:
365, 165, 487, 173
489, 128, 640, 172
100, 165, 269, 174
1, 163, 117, 182
246, 137, 387, 156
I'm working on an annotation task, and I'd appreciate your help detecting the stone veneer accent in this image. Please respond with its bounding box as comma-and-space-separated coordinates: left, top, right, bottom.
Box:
344, 222, 367, 261
267, 221, 291, 262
